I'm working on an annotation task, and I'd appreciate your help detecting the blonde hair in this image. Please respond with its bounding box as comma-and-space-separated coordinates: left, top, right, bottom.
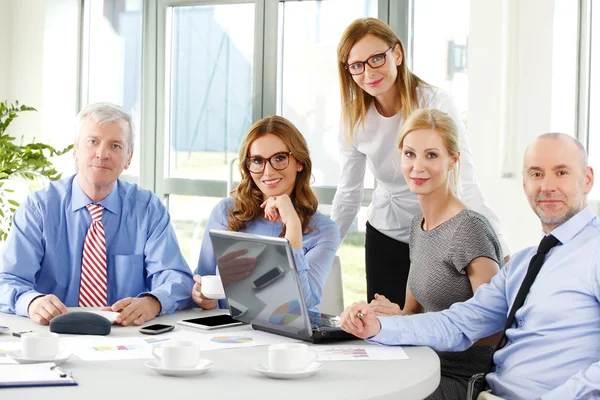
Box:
398, 109, 461, 196
228, 116, 318, 236
337, 18, 427, 142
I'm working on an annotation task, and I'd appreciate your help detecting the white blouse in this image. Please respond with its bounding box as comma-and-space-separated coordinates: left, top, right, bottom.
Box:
331, 85, 510, 256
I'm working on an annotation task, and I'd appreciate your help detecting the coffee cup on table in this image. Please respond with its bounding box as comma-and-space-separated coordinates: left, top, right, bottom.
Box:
268, 343, 317, 372
152, 340, 202, 369
21, 332, 59, 360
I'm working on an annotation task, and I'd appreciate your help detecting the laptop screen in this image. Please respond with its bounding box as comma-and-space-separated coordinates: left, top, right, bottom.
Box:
208, 230, 313, 339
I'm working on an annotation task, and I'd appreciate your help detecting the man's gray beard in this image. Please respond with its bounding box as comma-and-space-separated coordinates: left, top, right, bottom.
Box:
537, 205, 581, 227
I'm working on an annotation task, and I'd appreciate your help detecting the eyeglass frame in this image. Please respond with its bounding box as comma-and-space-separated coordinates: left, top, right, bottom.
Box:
344, 47, 394, 75
244, 151, 294, 174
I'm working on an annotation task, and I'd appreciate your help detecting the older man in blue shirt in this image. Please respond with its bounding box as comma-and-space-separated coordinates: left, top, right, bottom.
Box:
340, 133, 600, 400
0, 102, 194, 326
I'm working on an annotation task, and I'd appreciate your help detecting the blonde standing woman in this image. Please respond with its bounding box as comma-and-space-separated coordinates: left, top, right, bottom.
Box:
331, 18, 509, 308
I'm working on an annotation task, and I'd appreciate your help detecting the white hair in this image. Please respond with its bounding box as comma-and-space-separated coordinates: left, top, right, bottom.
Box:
75, 102, 134, 152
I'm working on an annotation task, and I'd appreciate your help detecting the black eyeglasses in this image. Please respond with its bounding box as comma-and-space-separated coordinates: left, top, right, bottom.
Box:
245, 152, 293, 174
345, 47, 393, 75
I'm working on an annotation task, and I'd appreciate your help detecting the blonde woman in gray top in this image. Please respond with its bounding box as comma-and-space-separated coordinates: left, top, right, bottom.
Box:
371, 108, 502, 399
331, 18, 509, 308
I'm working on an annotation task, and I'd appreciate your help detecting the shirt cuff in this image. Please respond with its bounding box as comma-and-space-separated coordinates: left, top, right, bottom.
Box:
16, 290, 44, 317
138, 291, 167, 315
366, 316, 397, 345
293, 248, 309, 272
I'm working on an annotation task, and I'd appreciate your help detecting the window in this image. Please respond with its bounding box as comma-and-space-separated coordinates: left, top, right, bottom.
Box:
412, 0, 470, 117
81, 0, 143, 177
588, 2, 600, 199
166, 4, 255, 183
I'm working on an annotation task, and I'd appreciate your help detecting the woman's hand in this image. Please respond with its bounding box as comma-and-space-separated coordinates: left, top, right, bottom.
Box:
261, 194, 303, 249
369, 293, 402, 316
191, 274, 218, 310
260, 194, 300, 226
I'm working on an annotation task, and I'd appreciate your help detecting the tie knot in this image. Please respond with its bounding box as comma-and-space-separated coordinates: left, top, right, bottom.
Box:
86, 204, 104, 222
537, 234, 560, 255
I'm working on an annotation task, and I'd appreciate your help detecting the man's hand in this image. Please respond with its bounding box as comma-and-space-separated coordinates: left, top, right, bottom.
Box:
27, 295, 68, 325
191, 274, 218, 310
110, 296, 161, 326
339, 301, 382, 339
370, 293, 402, 316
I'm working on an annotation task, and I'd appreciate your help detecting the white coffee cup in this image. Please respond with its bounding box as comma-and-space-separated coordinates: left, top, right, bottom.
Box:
21, 332, 59, 360
201, 275, 225, 300
268, 343, 317, 372
152, 340, 202, 369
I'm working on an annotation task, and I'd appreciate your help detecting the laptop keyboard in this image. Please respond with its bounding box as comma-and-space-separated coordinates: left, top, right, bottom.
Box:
309, 315, 341, 329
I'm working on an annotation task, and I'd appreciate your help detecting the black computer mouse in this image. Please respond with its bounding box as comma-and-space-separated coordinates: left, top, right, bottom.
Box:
49, 311, 111, 335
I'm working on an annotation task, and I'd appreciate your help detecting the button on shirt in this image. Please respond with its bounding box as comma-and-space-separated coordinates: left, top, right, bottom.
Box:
369, 206, 600, 400
0, 175, 195, 316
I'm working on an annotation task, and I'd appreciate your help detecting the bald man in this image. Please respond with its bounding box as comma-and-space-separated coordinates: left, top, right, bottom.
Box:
340, 133, 600, 400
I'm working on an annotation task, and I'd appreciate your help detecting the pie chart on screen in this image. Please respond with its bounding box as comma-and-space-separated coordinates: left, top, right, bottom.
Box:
268, 299, 302, 325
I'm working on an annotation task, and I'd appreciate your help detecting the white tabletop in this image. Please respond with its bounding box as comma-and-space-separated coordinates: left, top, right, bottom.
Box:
0, 309, 440, 400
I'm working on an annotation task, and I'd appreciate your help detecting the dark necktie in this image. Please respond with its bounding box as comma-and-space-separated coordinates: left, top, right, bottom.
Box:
489, 234, 561, 371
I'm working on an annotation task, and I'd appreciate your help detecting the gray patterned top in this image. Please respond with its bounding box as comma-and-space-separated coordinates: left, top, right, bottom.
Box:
408, 209, 502, 381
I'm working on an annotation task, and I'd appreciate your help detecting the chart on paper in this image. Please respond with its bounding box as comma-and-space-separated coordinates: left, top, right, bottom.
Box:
315, 345, 409, 362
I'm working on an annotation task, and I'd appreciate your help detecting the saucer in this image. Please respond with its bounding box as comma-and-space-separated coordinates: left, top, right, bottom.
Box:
254, 362, 323, 379
7, 350, 72, 365
146, 359, 214, 377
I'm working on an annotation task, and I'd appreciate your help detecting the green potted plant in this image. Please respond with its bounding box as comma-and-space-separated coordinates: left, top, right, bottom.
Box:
0, 101, 73, 241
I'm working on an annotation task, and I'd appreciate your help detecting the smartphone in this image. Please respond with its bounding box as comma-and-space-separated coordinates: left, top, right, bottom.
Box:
177, 315, 244, 330
251, 266, 284, 289
12, 330, 34, 338
138, 324, 175, 335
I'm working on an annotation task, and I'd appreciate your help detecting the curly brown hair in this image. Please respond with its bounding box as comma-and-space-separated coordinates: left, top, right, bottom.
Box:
228, 116, 318, 236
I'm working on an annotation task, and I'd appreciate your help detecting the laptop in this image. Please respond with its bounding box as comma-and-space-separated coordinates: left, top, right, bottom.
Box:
208, 229, 356, 343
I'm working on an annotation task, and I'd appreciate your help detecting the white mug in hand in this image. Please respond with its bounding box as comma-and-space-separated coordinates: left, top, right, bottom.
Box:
268, 343, 317, 372
201, 275, 226, 300
21, 332, 59, 360
152, 340, 201, 369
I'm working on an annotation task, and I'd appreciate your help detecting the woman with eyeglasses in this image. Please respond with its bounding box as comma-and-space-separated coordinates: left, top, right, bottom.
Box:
191, 116, 340, 311
331, 18, 509, 309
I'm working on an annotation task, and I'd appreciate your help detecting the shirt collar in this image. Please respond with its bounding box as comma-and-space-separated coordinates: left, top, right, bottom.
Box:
71, 175, 121, 215
547, 205, 596, 245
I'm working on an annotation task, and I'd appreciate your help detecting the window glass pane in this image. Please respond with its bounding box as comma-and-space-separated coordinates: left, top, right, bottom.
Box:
277, 0, 378, 188
412, 0, 470, 118
588, 3, 600, 200
550, 0, 578, 134
167, 4, 255, 182
169, 195, 223, 272
85, 0, 143, 177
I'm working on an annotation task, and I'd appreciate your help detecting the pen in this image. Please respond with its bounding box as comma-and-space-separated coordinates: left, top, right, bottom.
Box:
51, 365, 68, 378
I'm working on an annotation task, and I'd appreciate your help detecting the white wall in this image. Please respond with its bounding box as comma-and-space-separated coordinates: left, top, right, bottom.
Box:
0, 0, 79, 174
0, 1, 12, 100
468, 0, 556, 253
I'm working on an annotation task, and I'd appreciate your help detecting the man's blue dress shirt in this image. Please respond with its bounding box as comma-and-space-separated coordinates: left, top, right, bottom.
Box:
0, 175, 194, 317
370, 206, 600, 400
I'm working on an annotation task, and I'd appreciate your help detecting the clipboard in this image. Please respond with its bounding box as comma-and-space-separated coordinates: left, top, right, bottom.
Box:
0, 362, 77, 388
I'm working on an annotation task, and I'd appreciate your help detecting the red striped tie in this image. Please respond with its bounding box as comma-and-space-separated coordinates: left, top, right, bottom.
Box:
79, 204, 108, 307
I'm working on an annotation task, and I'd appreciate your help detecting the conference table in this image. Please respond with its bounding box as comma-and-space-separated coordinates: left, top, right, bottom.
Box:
0, 308, 440, 400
